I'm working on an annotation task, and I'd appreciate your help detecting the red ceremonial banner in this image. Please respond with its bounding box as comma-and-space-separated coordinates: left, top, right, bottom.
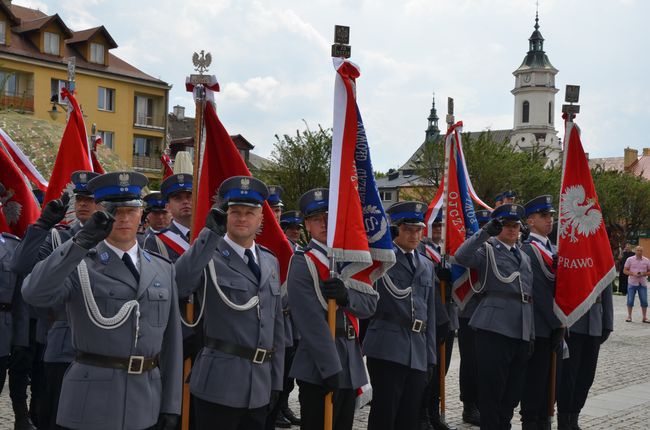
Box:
555, 121, 615, 326
0, 145, 40, 236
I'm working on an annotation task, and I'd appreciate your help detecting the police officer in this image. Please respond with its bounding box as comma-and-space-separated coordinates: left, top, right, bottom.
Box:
456, 209, 491, 427
280, 211, 303, 249
0, 232, 30, 429
174, 176, 285, 430
455, 204, 534, 430
12, 170, 100, 430
287, 188, 378, 430
364, 201, 436, 430
143, 191, 171, 238
419, 212, 457, 430
22, 171, 182, 430
520, 196, 565, 430
267, 185, 284, 223
557, 284, 613, 428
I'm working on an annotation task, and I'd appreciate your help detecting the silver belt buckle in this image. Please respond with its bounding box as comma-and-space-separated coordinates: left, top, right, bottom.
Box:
522, 294, 530, 304
346, 325, 356, 340
253, 348, 268, 364
412, 319, 423, 333
128, 356, 145, 374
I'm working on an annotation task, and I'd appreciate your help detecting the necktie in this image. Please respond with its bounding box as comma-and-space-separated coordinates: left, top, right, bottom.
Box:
405, 252, 416, 273
545, 240, 553, 252
122, 253, 140, 283
511, 247, 522, 265
244, 248, 261, 281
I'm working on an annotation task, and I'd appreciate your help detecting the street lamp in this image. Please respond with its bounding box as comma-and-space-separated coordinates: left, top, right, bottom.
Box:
48, 94, 67, 121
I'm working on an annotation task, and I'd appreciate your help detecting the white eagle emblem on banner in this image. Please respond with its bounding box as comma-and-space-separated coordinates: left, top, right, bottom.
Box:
0, 183, 22, 226
560, 185, 603, 243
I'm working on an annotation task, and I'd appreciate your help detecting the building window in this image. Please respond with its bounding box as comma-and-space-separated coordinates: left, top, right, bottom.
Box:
522, 101, 530, 123
379, 191, 393, 202
50, 79, 66, 103
98, 87, 115, 111
548, 102, 552, 125
90, 43, 105, 64
0, 71, 17, 95
134, 95, 154, 126
133, 136, 159, 157
0, 21, 6, 45
97, 130, 114, 150
44, 32, 60, 55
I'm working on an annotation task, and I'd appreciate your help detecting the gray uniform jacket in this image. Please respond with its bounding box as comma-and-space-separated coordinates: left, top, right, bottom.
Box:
455, 229, 535, 341
363, 247, 436, 371
287, 241, 378, 389
521, 236, 562, 338
569, 285, 614, 337
1, 233, 29, 355
11, 223, 80, 363
419, 242, 460, 331
174, 227, 285, 409
22, 240, 182, 430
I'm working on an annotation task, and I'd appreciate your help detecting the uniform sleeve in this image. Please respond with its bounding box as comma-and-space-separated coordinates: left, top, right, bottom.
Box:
602, 284, 614, 332
160, 264, 183, 415
272, 259, 285, 391
21, 239, 86, 307
9, 225, 49, 276
427, 271, 437, 366
287, 254, 342, 380
11, 274, 29, 347
343, 280, 379, 319
174, 227, 221, 298
454, 229, 490, 269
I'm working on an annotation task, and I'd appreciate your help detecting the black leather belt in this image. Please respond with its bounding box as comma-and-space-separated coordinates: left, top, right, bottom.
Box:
205, 336, 274, 364
374, 312, 428, 333
335, 325, 357, 340
0, 303, 12, 312
487, 291, 533, 304
76, 352, 158, 374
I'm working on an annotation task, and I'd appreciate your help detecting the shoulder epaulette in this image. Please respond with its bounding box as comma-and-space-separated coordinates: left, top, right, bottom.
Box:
258, 244, 276, 256
1, 232, 20, 241
143, 249, 172, 264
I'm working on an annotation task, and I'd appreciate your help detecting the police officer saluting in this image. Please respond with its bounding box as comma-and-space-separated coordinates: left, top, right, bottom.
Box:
364, 201, 436, 430
287, 188, 378, 430
455, 203, 534, 430
519, 196, 564, 430
21, 171, 182, 430
174, 176, 285, 430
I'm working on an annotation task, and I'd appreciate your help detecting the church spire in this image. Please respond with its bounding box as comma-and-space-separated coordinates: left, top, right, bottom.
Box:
529, 9, 544, 52
425, 92, 440, 142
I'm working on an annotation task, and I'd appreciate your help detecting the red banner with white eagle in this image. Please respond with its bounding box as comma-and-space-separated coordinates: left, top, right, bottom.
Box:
554, 120, 615, 326
0, 143, 40, 236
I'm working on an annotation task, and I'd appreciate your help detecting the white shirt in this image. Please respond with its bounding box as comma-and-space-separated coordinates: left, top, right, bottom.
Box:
224, 234, 258, 264
529, 232, 551, 249
103, 240, 140, 273
497, 239, 518, 252
173, 220, 190, 238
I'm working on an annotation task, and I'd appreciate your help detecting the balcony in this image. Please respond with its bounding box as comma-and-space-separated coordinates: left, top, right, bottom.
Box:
132, 154, 162, 171
0, 90, 34, 112
133, 113, 165, 130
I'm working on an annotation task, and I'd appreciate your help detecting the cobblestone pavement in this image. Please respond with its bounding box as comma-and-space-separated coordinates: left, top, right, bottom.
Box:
1, 294, 648, 429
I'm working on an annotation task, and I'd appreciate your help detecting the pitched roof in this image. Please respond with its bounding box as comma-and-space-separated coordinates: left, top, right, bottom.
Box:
0, 2, 20, 25
67, 26, 118, 49
13, 13, 73, 38
588, 156, 625, 172
0, 4, 167, 86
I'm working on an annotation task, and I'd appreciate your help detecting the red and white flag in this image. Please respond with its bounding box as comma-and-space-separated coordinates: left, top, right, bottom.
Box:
43, 88, 93, 205
554, 120, 615, 326
327, 58, 373, 279
0, 144, 40, 236
0, 128, 48, 192
191, 94, 293, 282
161, 153, 174, 179
91, 136, 105, 174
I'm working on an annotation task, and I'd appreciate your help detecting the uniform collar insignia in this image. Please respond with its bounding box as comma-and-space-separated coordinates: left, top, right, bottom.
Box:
222, 249, 230, 258
143, 251, 151, 262
100, 252, 109, 263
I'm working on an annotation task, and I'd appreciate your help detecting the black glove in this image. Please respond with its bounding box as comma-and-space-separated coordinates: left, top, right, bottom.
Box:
323, 277, 349, 306
35, 193, 70, 230
155, 413, 179, 430
322, 372, 340, 395
436, 321, 450, 345
436, 266, 452, 283
73, 211, 114, 250
600, 329, 612, 345
550, 327, 565, 352
520, 223, 530, 241
205, 207, 227, 236
426, 365, 436, 383
267, 390, 281, 412
483, 218, 503, 237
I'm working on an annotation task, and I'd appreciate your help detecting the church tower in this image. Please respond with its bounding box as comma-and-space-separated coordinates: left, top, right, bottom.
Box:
510, 12, 561, 165
425, 93, 440, 142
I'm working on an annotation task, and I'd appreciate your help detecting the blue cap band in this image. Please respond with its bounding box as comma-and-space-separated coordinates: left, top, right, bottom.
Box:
223, 189, 265, 203
282, 216, 302, 225
305, 200, 327, 215
268, 195, 281, 205
163, 182, 192, 196
525, 203, 554, 216
391, 211, 425, 223
93, 185, 142, 201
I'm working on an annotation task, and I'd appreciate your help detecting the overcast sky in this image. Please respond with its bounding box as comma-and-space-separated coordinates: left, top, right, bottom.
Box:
15, 0, 648, 171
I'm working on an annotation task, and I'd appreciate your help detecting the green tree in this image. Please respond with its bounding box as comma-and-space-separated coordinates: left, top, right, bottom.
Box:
258, 123, 332, 209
